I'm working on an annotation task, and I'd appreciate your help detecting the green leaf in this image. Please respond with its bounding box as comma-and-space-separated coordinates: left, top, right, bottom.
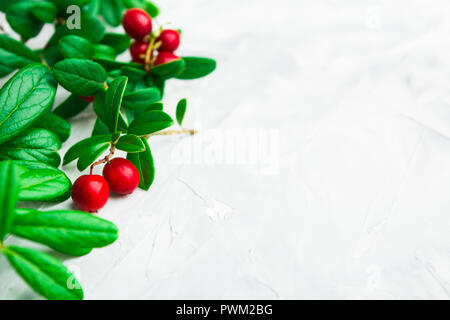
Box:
54, 59, 107, 96
0, 161, 20, 241
127, 138, 155, 190
14, 161, 72, 202
2, 246, 83, 300
123, 0, 159, 17
48, 14, 105, 46
122, 88, 160, 112
94, 58, 144, 72
94, 44, 116, 60
92, 118, 111, 136
12, 208, 119, 256
100, 33, 131, 55
6, 2, 44, 41
146, 102, 164, 111
41, 45, 63, 67
95, 76, 128, 133
0, 129, 61, 167
36, 113, 71, 142
77, 143, 109, 171
101, 0, 124, 27
0, 34, 41, 77
64, 134, 112, 165
145, 1, 159, 17
83, 0, 101, 16
30, 2, 58, 23
58, 35, 94, 59
53, 94, 90, 119
0, 0, 16, 12
18, 168, 71, 202
127, 111, 174, 136
176, 98, 187, 126
176, 57, 216, 80
115, 134, 146, 153
151, 58, 186, 79
0, 64, 57, 145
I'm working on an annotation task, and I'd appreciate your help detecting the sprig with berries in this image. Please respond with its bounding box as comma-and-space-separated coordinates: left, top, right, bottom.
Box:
0, 0, 215, 300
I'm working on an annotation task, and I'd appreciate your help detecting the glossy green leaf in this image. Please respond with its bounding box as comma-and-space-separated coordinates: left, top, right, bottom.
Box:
122, 88, 160, 112
94, 44, 116, 60
146, 102, 164, 111
2, 246, 83, 300
41, 45, 63, 67
123, 0, 159, 17
0, 64, 57, 145
83, 0, 101, 16
0, 0, 16, 12
53, 94, 90, 119
0, 129, 61, 167
101, 0, 124, 27
59, 35, 94, 59
176, 57, 216, 80
31, 2, 58, 23
95, 76, 128, 133
100, 33, 131, 55
6, 2, 43, 41
18, 168, 71, 202
77, 143, 109, 171
0, 34, 41, 77
94, 58, 144, 72
92, 118, 111, 136
0, 161, 20, 241
54, 59, 107, 96
151, 59, 186, 79
116, 134, 146, 153
36, 113, 71, 142
127, 138, 155, 190
64, 134, 112, 165
12, 208, 119, 256
127, 110, 174, 136
145, 1, 159, 17
176, 98, 187, 126
48, 14, 105, 46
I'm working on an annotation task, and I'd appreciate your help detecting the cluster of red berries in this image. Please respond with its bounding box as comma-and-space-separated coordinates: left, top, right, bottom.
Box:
71, 158, 140, 212
123, 8, 181, 66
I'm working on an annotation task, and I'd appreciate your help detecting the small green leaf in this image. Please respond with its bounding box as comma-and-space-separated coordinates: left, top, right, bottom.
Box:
30, 2, 58, 23
116, 134, 146, 153
94, 44, 116, 60
54, 59, 107, 96
2, 246, 83, 300
77, 143, 109, 171
59, 35, 94, 59
127, 111, 174, 136
101, 0, 124, 27
95, 76, 128, 133
52, 94, 90, 119
176, 57, 216, 80
6, 2, 44, 41
0, 129, 61, 167
83, 0, 101, 17
94, 58, 144, 71
122, 88, 160, 112
145, 1, 159, 17
0, 161, 20, 241
36, 113, 71, 142
146, 102, 164, 111
127, 138, 155, 190
100, 33, 131, 55
151, 58, 186, 79
176, 98, 187, 126
0, 64, 57, 145
92, 118, 111, 136
41, 45, 63, 67
18, 168, 71, 202
0, 34, 41, 77
12, 208, 119, 256
64, 134, 112, 166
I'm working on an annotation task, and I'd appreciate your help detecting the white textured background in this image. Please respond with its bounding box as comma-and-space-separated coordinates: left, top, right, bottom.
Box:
2, 0, 450, 299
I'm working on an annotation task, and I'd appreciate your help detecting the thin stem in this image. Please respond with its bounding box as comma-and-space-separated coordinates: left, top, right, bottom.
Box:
90, 144, 116, 175
145, 128, 197, 139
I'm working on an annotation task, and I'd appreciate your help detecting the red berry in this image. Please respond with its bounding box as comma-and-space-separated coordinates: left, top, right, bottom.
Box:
157, 30, 180, 52
103, 158, 140, 195
81, 96, 95, 103
130, 40, 149, 64
154, 51, 180, 66
122, 8, 152, 40
71, 175, 110, 213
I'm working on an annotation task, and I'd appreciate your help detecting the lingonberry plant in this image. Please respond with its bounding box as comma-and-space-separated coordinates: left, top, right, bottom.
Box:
0, 0, 216, 300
